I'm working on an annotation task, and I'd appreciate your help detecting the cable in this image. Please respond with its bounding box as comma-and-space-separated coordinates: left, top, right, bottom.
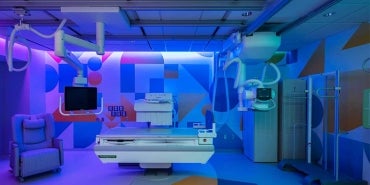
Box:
212, 53, 230, 124
261, 62, 281, 86
5, 31, 32, 72
6, 19, 67, 72
362, 57, 370, 73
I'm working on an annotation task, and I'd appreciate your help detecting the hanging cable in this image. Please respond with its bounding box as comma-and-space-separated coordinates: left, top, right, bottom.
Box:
6, 18, 67, 72
362, 57, 370, 73
212, 53, 231, 124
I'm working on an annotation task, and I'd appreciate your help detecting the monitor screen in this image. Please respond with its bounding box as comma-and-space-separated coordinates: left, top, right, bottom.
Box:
64, 86, 97, 111
256, 88, 272, 101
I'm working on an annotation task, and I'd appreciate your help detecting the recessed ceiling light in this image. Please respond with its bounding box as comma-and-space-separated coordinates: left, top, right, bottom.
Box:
323, 12, 335, 17
242, 11, 252, 17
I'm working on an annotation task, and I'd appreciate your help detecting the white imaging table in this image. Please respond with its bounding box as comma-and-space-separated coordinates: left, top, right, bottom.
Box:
94, 126, 216, 169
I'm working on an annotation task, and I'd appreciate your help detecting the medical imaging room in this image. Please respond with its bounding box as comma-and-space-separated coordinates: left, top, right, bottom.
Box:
0, 1, 369, 185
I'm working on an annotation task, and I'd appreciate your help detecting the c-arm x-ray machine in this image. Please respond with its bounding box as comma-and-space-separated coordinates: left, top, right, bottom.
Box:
6, 11, 105, 116
6, 12, 105, 87
222, 32, 281, 111
54, 22, 105, 86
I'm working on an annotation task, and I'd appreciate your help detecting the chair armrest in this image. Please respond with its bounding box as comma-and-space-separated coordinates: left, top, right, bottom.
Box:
9, 141, 20, 177
53, 138, 64, 165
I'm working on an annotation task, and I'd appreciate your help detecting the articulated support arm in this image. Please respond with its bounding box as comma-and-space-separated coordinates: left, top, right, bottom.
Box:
54, 22, 105, 86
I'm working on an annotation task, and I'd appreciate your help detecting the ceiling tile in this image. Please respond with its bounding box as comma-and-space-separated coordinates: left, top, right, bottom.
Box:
162, 26, 197, 35
143, 27, 163, 35
216, 26, 239, 36
194, 26, 217, 35
136, 11, 161, 20
200, 11, 227, 20
159, 11, 203, 20
308, 3, 368, 23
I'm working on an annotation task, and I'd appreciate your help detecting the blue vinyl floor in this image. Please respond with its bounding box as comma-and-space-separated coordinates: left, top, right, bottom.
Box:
0, 150, 304, 185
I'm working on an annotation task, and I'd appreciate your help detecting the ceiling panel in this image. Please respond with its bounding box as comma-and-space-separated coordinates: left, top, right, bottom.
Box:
104, 40, 151, 51
215, 26, 240, 36
281, 22, 326, 38
135, 11, 161, 20
203, 40, 223, 51
351, 7, 370, 22
341, 0, 370, 3
194, 27, 218, 35
200, 11, 227, 20
227, 10, 260, 21
269, 0, 333, 23
159, 40, 191, 51
143, 27, 164, 35
0, 11, 20, 20
309, 22, 362, 40
160, 11, 203, 20
161, 26, 197, 35
279, 22, 326, 50
0, 0, 368, 52
308, 4, 368, 23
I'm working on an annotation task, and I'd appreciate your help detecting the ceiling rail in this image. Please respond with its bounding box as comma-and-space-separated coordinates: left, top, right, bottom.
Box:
0, 1, 266, 11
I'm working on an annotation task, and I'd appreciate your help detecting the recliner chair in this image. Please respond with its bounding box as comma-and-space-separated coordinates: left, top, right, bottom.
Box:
9, 113, 63, 181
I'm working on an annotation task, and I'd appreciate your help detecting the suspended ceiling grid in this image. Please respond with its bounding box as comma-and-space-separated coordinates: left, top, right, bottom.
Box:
0, 0, 369, 52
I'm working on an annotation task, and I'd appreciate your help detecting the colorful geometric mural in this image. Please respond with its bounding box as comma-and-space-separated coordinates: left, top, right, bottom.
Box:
44, 51, 227, 149
343, 23, 370, 50
298, 40, 325, 77
294, 23, 370, 182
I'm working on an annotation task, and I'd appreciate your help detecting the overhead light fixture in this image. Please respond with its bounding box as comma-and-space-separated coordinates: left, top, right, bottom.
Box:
323, 12, 335, 17
242, 11, 253, 17
13, 7, 30, 17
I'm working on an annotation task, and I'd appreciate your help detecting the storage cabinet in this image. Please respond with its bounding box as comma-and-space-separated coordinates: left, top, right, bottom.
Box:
242, 83, 278, 162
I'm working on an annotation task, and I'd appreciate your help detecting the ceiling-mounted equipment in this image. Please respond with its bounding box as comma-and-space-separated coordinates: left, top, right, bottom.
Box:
54, 21, 105, 86
6, 9, 67, 72
223, 32, 281, 111
222, 31, 242, 53
235, 32, 281, 64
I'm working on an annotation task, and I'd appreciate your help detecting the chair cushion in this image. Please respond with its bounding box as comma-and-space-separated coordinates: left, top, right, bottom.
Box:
22, 119, 46, 144
23, 118, 45, 129
20, 148, 60, 177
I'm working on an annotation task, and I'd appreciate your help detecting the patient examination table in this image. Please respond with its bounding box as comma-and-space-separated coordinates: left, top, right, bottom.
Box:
94, 126, 216, 169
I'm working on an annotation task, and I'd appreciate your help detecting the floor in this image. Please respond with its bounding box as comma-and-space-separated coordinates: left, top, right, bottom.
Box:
0, 150, 304, 185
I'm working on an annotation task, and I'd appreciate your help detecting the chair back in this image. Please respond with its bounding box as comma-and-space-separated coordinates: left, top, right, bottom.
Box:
12, 113, 55, 152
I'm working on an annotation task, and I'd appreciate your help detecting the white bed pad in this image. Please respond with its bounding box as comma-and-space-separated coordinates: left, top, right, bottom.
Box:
94, 127, 215, 165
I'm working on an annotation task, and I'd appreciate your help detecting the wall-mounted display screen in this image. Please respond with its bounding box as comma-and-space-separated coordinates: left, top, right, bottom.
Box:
64, 86, 97, 111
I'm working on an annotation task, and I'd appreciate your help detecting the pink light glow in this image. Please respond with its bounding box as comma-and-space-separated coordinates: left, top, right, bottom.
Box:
0, 37, 36, 62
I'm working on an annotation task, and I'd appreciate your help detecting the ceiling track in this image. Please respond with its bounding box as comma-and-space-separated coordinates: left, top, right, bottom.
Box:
0, 1, 267, 11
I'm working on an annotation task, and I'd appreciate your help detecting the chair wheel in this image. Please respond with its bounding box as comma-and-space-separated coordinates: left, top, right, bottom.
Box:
56, 168, 62, 173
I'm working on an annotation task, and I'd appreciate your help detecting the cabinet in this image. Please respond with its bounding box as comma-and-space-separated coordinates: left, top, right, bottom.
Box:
242, 84, 278, 162
278, 79, 306, 160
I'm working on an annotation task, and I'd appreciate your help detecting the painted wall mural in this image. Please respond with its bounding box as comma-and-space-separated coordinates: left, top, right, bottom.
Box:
44, 51, 241, 150
293, 23, 370, 183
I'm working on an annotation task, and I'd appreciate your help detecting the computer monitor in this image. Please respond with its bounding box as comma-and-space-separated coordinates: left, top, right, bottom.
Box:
256, 88, 272, 101
64, 86, 97, 111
